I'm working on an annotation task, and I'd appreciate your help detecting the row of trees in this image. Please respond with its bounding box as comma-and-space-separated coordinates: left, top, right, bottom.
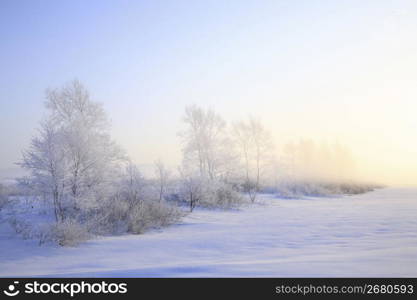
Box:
179, 105, 273, 206
177, 105, 365, 203
9, 80, 366, 245
14, 80, 274, 246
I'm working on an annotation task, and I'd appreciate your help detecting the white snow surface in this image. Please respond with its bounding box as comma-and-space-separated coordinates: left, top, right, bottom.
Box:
0, 187, 416, 277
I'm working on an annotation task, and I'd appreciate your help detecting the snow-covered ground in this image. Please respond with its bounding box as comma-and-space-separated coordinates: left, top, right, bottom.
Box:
1, 187, 416, 277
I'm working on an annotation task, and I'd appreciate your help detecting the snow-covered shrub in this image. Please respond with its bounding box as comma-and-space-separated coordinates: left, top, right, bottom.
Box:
86, 195, 130, 234
127, 201, 182, 234
36, 223, 54, 246
202, 180, 244, 208
9, 217, 33, 239
272, 180, 378, 198
0, 184, 9, 211
48, 219, 90, 247
7, 162, 182, 247
9, 217, 49, 245
178, 176, 244, 210
85, 196, 182, 236
9, 215, 89, 247
334, 183, 377, 194
80, 164, 182, 236
178, 175, 204, 211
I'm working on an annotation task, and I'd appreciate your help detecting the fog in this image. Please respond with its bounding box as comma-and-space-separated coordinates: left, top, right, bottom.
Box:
1, 1, 417, 186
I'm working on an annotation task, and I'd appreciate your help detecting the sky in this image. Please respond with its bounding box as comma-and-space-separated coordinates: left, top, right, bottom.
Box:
1, 0, 417, 185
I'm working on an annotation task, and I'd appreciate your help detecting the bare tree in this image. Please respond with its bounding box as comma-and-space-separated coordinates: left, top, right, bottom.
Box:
180, 105, 230, 180
122, 161, 145, 208
154, 159, 170, 202
233, 117, 273, 202
20, 120, 67, 222
178, 166, 202, 212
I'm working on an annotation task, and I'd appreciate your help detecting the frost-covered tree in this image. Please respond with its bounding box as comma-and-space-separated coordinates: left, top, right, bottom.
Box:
46, 80, 125, 210
120, 162, 146, 208
180, 105, 233, 180
154, 159, 170, 202
178, 166, 203, 212
15, 80, 182, 246
19, 120, 67, 221
19, 80, 125, 222
233, 117, 273, 202
178, 105, 244, 210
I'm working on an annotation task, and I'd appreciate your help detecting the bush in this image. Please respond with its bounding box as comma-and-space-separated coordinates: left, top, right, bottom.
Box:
0, 184, 10, 211
0, 194, 8, 211
83, 187, 183, 236
85, 195, 131, 235
9, 217, 33, 239
49, 219, 90, 247
6, 165, 184, 246
179, 177, 245, 210
9, 218, 50, 246
272, 180, 378, 198
127, 201, 182, 234
203, 180, 244, 208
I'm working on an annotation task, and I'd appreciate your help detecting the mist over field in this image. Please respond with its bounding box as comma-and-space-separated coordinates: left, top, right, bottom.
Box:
1, 0, 416, 278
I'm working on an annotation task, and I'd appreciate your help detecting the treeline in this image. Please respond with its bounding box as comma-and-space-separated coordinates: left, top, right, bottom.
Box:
1, 80, 377, 246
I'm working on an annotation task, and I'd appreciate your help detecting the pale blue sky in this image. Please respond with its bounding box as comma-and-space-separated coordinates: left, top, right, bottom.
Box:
1, 0, 417, 184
